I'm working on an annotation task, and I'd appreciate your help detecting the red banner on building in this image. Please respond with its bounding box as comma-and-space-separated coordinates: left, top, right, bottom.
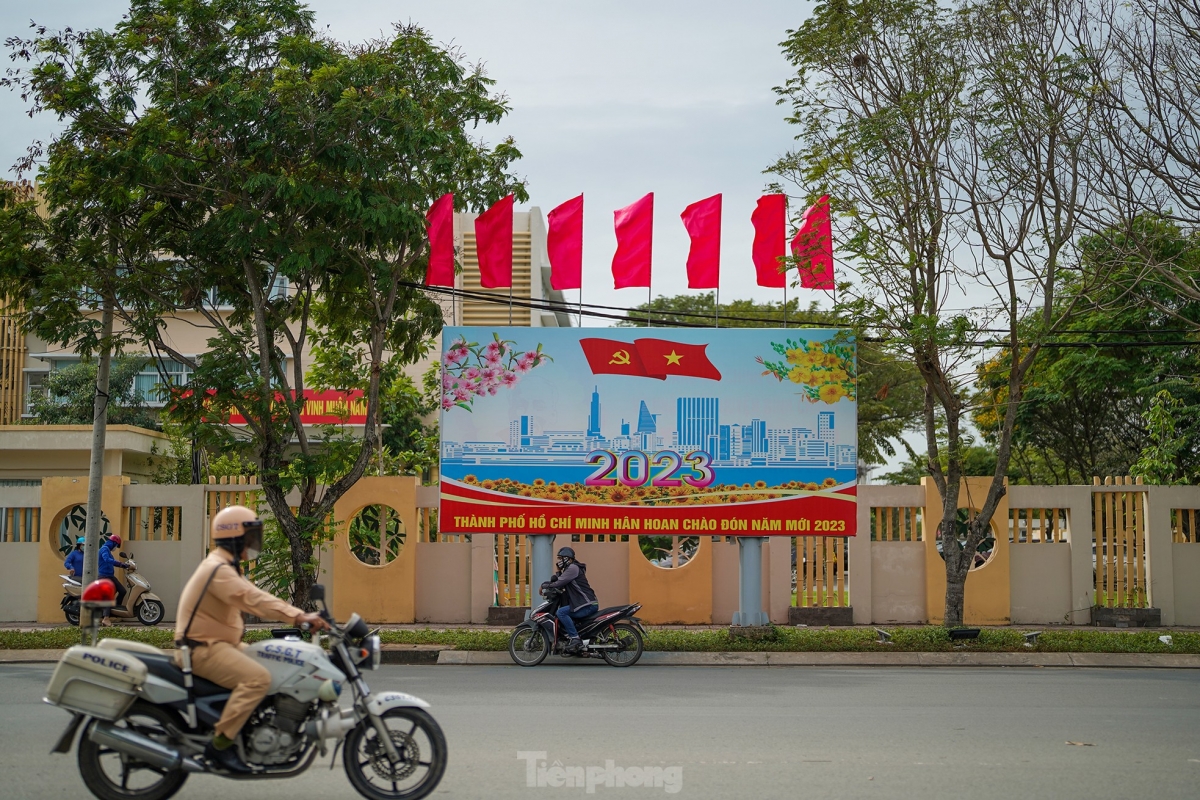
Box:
226, 390, 368, 425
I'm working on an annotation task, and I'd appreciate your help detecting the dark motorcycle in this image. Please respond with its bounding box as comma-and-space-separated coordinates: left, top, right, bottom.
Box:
508, 586, 647, 667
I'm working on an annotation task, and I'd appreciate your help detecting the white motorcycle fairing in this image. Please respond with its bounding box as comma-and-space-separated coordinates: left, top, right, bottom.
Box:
244, 639, 348, 701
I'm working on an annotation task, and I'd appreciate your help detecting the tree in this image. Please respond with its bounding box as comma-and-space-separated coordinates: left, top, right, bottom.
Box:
26, 356, 158, 429
1, 0, 525, 606
772, 0, 1105, 625
617, 293, 924, 467
1131, 389, 1193, 485
972, 218, 1200, 484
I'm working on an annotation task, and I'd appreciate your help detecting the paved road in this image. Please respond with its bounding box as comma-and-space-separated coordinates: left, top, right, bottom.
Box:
2, 663, 1199, 799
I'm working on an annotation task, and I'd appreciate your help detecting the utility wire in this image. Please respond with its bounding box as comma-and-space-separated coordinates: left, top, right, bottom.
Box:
409, 281, 1200, 349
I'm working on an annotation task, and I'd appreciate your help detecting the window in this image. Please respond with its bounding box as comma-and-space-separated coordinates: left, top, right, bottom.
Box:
135, 360, 192, 405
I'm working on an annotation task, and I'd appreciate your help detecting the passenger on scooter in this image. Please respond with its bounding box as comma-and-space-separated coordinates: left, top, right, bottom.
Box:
540, 546, 598, 654
174, 505, 328, 774
98, 534, 131, 624
63, 536, 84, 577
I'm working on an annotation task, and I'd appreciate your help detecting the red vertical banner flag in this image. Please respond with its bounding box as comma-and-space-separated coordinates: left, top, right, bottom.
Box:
475, 194, 514, 289
681, 194, 721, 289
751, 194, 787, 288
612, 192, 653, 289
791, 195, 834, 290
425, 193, 456, 287
547, 194, 583, 291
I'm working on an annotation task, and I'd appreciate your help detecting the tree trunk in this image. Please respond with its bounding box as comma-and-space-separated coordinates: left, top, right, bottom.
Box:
81, 295, 114, 625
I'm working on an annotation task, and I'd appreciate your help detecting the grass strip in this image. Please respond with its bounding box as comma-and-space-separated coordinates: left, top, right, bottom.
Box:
2, 626, 1198, 654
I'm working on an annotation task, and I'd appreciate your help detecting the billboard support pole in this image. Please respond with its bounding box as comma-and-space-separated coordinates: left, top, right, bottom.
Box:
530, 534, 555, 611
732, 536, 770, 626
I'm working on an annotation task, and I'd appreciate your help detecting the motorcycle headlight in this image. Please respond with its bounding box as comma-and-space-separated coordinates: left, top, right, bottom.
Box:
362, 634, 381, 670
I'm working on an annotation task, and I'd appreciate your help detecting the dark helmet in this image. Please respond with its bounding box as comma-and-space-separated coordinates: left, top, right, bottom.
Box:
556, 546, 576, 570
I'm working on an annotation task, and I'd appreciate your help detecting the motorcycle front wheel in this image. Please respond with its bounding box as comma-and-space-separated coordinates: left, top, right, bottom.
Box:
508, 625, 550, 667
136, 599, 164, 626
344, 708, 447, 800
77, 703, 188, 800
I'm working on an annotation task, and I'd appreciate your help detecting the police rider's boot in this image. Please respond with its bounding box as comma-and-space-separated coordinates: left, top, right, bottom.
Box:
565, 636, 583, 654
204, 735, 252, 774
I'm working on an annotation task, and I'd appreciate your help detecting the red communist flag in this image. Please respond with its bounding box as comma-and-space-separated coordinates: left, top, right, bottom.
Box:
547, 194, 583, 291
425, 193, 455, 287
752, 194, 787, 288
612, 193, 653, 289
475, 194, 514, 288
579, 338, 659, 379
791, 195, 834, 289
681, 193, 721, 289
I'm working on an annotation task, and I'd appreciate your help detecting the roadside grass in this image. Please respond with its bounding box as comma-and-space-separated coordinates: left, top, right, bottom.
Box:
2, 625, 1198, 654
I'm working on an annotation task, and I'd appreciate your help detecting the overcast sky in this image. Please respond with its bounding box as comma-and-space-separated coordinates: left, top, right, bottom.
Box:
0, 0, 820, 320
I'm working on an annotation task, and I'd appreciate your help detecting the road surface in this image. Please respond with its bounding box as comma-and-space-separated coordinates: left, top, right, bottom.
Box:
2, 663, 1198, 799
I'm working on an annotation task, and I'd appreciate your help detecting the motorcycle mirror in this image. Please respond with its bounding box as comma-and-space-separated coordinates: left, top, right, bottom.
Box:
119, 552, 128, 559
308, 584, 326, 603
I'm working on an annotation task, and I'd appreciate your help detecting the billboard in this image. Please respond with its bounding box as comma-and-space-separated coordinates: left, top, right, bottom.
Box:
438, 327, 857, 536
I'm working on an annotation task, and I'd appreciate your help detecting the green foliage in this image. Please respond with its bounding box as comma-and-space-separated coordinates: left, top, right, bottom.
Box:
1131, 390, 1192, 485
618, 294, 923, 466
26, 357, 158, 429
5, 626, 1200, 654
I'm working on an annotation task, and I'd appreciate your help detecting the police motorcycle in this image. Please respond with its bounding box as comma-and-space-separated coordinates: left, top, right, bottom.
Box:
508, 585, 647, 667
45, 581, 446, 800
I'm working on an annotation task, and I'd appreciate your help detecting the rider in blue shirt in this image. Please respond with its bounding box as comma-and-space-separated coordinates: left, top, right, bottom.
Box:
97, 535, 130, 622
63, 537, 84, 576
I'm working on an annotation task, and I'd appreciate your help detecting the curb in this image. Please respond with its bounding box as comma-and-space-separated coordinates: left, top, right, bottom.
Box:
6, 649, 1200, 668
435, 650, 1200, 668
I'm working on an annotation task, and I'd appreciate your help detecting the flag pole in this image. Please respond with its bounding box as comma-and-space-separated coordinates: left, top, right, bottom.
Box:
508, 284, 513, 325
714, 288, 719, 328
783, 281, 788, 329
646, 285, 651, 327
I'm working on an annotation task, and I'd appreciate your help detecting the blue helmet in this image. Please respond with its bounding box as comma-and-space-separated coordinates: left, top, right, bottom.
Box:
75, 536, 86, 545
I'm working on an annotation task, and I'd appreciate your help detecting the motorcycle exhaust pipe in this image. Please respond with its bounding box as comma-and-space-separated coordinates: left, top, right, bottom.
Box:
89, 721, 206, 773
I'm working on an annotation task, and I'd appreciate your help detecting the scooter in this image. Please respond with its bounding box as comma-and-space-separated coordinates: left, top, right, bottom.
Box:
45, 584, 446, 800
61, 551, 166, 626
508, 586, 647, 667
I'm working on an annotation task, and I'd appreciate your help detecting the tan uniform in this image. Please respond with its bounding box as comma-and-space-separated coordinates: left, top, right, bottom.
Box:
174, 549, 304, 739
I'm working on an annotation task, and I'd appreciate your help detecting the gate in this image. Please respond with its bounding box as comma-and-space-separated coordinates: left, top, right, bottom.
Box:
1092, 476, 1148, 608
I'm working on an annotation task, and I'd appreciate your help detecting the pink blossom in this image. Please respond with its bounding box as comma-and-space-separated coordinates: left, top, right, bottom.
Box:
464, 366, 480, 380
480, 367, 498, 382
453, 346, 469, 361
454, 387, 470, 401
486, 340, 503, 355
515, 357, 532, 373
500, 371, 518, 387
487, 386, 497, 395
441, 395, 454, 410
523, 351, 538, 361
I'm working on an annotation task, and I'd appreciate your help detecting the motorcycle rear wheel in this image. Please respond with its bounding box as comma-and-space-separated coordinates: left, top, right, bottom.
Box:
77, 703, 188, 800
599, 622, 644, 667
343, 708, 447, 800
508, 626, 550, 667
64, 600, 80, 627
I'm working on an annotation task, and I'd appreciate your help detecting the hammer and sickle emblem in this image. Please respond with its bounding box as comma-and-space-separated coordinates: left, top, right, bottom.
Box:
609, 349, 631, 366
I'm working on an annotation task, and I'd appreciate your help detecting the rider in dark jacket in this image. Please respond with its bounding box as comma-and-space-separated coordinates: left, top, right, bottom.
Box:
64, 537, 85, 576
541, 546, 598, 653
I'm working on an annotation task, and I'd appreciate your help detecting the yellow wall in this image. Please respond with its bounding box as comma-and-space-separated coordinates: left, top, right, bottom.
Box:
331, 476, 417, 624
628, 535, 713, 624
923, 477, 1011, 625
38, 475, 129, 623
